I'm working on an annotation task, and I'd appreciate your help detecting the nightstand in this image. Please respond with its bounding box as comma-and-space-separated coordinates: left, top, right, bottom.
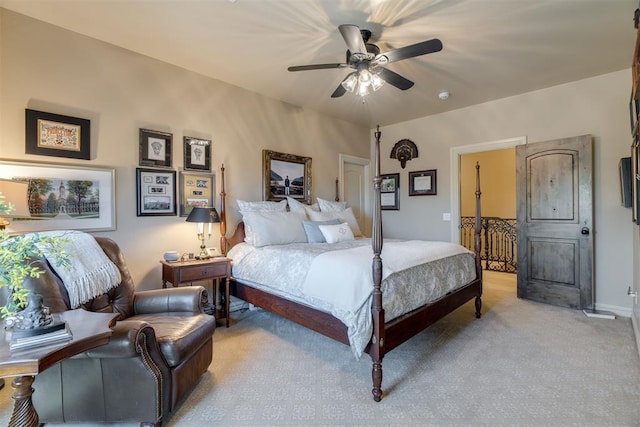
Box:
160, 257, 232, 327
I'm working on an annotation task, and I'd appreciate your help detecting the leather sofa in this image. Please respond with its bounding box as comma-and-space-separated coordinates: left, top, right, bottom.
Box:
17, 236, 216, 426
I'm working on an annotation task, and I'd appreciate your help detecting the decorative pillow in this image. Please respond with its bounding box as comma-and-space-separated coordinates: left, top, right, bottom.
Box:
318, 222, 355, 244
317, 197, 347, 212
302, 219, 341, 243
237, 199, 287, 212
309, 207, 362, 237
286, 197, 319, 215
241, 210, 307, 247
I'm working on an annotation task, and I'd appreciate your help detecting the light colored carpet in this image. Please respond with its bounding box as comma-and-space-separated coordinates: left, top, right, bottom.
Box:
0, 271, 638, 426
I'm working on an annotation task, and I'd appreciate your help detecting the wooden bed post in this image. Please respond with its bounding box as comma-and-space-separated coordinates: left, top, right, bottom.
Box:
371, 125, 385, 402
219, 164, 227, 255
474, 162, 483, 318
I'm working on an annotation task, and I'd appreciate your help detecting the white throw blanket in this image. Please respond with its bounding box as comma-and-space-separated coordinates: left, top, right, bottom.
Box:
37, 230, 122, 308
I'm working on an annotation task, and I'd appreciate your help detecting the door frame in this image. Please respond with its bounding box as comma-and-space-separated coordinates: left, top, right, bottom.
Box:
449, 136, 527, 243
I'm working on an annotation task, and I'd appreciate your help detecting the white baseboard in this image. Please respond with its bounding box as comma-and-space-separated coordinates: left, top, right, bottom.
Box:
633, 314, 640, 360
595, 302, 632, 318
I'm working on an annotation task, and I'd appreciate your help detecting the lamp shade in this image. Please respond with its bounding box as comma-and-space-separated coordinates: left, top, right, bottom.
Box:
185, 207, 220, 223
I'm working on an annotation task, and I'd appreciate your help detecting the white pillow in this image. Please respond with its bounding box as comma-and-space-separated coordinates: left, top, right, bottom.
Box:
317, 197, 347, 212
237, 199, 287, 212
302, 219, 341, 243
241, 211, 307, 247
286, 197, 319, 216
309, 207, 362, 237
318, 222, 355, 244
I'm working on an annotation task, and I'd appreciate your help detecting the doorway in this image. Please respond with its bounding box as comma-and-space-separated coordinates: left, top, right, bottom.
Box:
460, 149, 517, 273
450, 137, 526, 245
339, 154, 371, 235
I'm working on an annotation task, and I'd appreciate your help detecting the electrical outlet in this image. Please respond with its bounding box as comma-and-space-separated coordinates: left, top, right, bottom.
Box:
442, 212, 451, 221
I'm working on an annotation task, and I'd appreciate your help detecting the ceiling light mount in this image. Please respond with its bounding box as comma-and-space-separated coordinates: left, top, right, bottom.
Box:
438, 91, 450, 101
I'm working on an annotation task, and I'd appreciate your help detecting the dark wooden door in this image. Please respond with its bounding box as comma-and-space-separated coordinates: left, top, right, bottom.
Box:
516, 135, 593, 309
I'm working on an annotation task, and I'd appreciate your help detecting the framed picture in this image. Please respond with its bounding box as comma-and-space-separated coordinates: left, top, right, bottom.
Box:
183, 136, 212, 172
631, 92, 640, 135
263, 149, 312, 204
409, 169, 437, 196
0, 160, 115, 233
179, 171, 215, 217
25, 109, 91, 160
136, 168, 177, 216
380, 173, 399, 210
139, 129, 172, 168
633, 141, 637, 223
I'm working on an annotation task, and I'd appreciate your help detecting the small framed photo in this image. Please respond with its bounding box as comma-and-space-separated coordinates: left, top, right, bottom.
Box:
139, 129, 172, 168
179, 171, 215, 217
409, 169, 437, 196
183, 136, 212, 171
25, 109, 91, 160
380, 173, 399, 210
136, 168, 177, 216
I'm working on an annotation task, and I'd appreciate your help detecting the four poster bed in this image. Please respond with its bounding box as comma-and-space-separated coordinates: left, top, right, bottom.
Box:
219, 127, 483, 401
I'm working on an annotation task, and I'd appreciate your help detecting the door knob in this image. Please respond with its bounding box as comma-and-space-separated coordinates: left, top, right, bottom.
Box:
581, 227, 590, 235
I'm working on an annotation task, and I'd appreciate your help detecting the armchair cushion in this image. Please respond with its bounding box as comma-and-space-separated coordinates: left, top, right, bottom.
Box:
132, 312, 216, 367
134, 287, 204, 314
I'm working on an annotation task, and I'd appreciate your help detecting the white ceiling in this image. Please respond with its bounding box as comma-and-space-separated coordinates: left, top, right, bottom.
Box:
1, 0, 636, 127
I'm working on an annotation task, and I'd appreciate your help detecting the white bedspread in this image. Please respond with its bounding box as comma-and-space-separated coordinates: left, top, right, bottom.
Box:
228, 239, 476, 358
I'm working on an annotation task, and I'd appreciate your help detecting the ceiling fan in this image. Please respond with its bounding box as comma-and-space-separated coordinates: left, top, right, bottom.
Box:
288, 24, 443, 98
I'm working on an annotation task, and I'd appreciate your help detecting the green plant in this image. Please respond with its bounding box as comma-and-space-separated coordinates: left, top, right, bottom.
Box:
0, 192, 70, 318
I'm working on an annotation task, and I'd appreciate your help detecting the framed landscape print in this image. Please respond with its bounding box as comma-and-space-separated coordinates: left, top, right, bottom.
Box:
179, 171, 215, 217
0, 160, 115, 232
139, 129, 172, 168
409, 169, 437, 196
380, 173, 399, 210
136, 168, 177, 216
183, 136, 212, 172
25, 109, 91, 160
262, 149, 312, 204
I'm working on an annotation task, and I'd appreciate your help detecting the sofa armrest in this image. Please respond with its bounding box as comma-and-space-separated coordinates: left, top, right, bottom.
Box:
133, 286, 205, 315
82, 320, 155, 358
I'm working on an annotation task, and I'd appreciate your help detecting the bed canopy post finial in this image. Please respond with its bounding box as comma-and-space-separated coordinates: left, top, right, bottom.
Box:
220, 164, 227, 255
474, 161, 483, 318
371, 124, 385, 402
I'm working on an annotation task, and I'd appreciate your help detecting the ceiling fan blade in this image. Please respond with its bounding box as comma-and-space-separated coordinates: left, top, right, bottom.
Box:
331, 83, 347, 98
377, 68, 414, 90
288, 63, 347, 72
381, 38, 443, 63
339, 24, 367, 54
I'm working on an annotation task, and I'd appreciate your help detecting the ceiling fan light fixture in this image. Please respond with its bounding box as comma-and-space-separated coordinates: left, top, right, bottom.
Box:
371, 73, 385, 92
341, 73, 358, 93
358, 68, 372, 85
356, 82, 371, 97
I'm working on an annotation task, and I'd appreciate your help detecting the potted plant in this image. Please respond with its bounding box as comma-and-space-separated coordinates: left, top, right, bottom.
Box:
0, 192, 70, 322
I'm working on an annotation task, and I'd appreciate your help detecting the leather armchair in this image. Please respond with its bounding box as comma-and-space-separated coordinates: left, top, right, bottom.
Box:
17, 236, 216, 426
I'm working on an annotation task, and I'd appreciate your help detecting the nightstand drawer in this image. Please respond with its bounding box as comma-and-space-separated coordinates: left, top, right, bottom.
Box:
179, 262, 229, 281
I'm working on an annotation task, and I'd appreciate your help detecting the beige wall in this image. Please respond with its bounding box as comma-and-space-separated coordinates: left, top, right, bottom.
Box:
0, 9, 369, 290
377, 70, 633, 315
460, 149, 516, 218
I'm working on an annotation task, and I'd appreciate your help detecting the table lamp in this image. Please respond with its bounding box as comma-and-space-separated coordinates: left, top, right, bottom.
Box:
185, 207, 220, 259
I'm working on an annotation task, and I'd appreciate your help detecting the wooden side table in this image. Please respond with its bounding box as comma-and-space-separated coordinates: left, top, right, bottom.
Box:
0, 309, 117, 427
160, 257, 232, 327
